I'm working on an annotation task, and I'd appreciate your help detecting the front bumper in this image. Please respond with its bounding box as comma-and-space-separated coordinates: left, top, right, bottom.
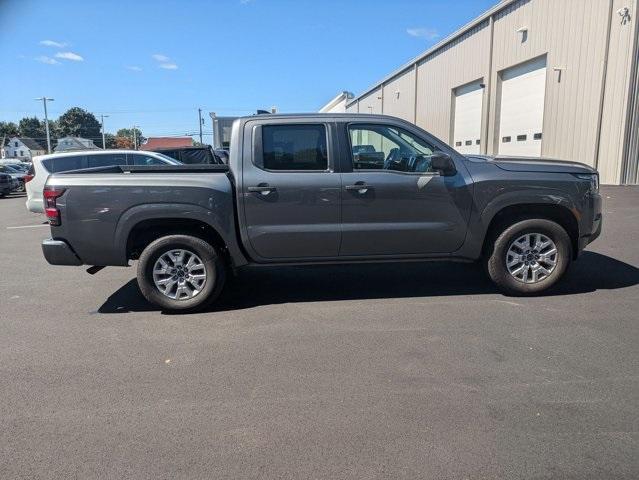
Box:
578, 193, 602, 253
42, 239, 83, 266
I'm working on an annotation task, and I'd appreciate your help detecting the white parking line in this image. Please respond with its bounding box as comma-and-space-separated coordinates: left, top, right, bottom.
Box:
6, 224, 49, 230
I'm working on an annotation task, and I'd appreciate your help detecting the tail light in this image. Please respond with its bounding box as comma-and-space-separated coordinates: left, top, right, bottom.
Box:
24, 174, 34, 183
43, 186, 66, 226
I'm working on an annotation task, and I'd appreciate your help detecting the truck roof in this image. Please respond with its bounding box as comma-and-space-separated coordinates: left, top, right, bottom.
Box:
238, 113, 402, 121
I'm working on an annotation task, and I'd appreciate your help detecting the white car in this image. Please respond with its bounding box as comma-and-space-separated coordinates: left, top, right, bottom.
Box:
26, 150, 181, 213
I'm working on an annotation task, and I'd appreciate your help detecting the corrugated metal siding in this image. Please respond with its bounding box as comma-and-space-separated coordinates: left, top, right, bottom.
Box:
416, 21, 491, 142
345, 101, 358, 113
382, 68, 416, 121
622, 1, 639, 184
597, 0, 638, 183
357, 87, 383, 114
489, 0, 612, 168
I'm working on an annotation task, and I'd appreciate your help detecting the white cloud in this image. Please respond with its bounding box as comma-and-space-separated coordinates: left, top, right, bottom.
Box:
40, 39, 68, 48
126, 65, 143, 71
406, 27, 439, 40
240, 0, 254, 4
152, 54, 177, 70
35, 55, 60, 65
55, 51, 84, 61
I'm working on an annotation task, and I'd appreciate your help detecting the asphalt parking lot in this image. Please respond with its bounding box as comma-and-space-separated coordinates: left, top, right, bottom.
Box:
1, 187, 638, 479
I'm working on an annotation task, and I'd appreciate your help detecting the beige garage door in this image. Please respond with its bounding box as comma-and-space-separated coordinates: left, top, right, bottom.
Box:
453, 81, 484, 155
498, 57, 547, 157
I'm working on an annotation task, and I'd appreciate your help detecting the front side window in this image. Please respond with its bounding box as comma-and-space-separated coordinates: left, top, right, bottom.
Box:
348, 124, 435, 173
261, 124, 328, 171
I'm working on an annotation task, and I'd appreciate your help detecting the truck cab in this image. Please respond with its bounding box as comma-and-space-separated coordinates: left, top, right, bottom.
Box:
232, 115, 472, 261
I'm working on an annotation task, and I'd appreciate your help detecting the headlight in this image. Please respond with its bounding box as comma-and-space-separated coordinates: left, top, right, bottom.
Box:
575, 173, 599, 193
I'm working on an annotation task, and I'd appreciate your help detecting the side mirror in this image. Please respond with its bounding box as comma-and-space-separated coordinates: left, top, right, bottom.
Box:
430, 152, 457, 176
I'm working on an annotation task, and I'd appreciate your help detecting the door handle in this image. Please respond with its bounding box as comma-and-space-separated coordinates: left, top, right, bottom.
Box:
345, 183, 372, 194
248, 186, 276, 193
248, 185, 277, 194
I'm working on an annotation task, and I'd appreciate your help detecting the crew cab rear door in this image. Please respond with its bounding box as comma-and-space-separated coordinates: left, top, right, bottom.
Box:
338, 121, 472, 256
239, 119, 341, 260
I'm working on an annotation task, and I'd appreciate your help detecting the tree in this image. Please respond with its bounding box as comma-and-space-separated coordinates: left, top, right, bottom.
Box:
116, 127, 146, 147
18, 117, 46, 145
103, 133, 117, 149
57, 107, 101, 140
0, 121, 19, 138
115, 136, 133, 149
48, 119, 62, 140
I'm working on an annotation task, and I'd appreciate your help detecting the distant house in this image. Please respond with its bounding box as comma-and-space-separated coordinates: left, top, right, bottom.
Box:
2, 137, 46, 160
54, 136, 101, 152
140, 137, 192, 151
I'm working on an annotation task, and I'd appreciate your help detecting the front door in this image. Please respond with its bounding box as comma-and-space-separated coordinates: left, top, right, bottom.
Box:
241, 121, 341, 260
340, 123, 470, 256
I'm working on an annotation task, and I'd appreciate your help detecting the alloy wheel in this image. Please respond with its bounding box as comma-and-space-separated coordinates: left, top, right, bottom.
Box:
505, 233, 558, 284
152, 249, 207, 300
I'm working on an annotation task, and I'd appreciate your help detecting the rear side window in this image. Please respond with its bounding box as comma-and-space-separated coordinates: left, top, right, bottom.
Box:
261, 124, 328, 171
42, 156, 87, 173
128, 153, 166, 166
87, 153, 126, 168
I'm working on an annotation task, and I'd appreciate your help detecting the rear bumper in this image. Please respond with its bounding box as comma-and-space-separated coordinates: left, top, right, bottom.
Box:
42, 239, 83, 266
26, 196, 44, 213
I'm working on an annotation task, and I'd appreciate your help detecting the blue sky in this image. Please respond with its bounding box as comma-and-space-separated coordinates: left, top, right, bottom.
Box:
0, 0, 496, 140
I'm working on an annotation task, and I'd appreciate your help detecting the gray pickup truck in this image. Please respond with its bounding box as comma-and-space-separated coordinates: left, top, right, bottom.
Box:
42, 114, 602, 311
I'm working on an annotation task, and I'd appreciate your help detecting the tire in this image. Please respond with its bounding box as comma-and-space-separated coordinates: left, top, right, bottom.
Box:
485, 218, 571, 295
15, 181, 25, 192
137, 234, 226, 312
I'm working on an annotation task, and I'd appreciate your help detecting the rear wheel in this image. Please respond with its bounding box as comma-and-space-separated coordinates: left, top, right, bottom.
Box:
137, 234, 226, 312
485, 219, 571, 295
15, 181, 25, 192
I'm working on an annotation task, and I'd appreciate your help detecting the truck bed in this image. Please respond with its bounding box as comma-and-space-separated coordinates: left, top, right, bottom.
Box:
45, 165, 240, 267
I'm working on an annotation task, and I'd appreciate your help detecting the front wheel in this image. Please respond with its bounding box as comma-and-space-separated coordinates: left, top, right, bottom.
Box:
485, 219, 572, 295
137, 234, 226, 312
15, 181, 25, 192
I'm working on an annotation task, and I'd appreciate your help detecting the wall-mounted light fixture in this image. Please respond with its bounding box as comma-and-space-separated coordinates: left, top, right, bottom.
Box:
517, 27, 528, 43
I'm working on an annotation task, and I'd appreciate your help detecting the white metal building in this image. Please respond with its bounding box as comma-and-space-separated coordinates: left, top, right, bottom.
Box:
331, 0, 639, 185
319, 91, 355, 113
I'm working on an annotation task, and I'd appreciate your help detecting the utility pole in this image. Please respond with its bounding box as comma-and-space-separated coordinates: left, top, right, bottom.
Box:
132, 125, 138, 150
100, 114, 109, 149
198, 108, 203, 144
35, 97, 54, 153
